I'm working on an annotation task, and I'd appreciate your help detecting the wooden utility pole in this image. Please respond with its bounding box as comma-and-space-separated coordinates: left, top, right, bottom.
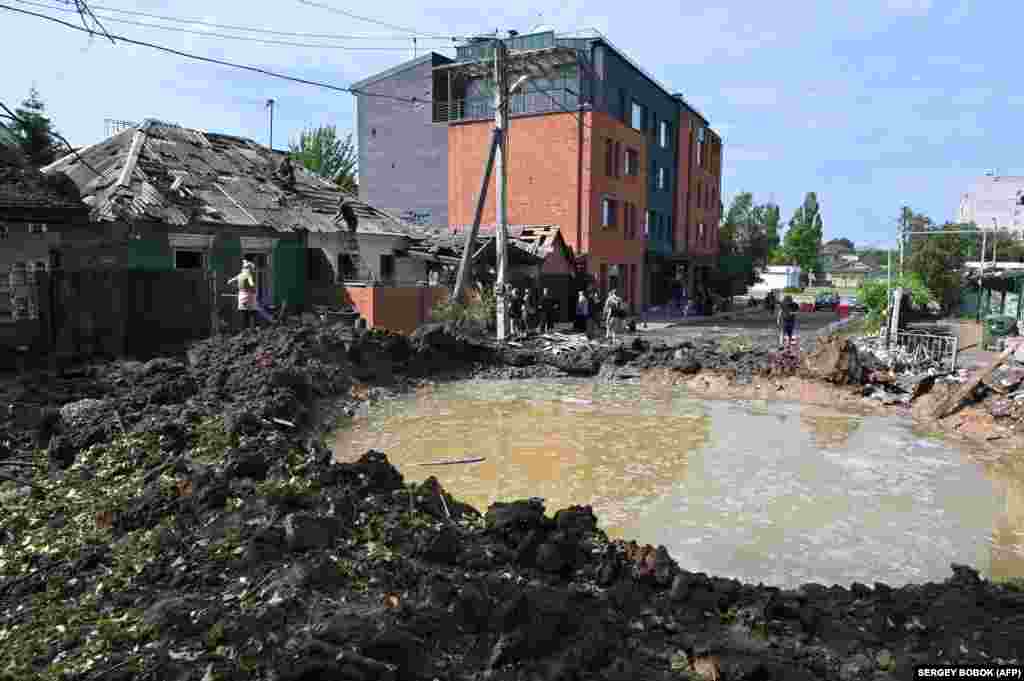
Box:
494, 37, 510, 341
450, 129, 501, 304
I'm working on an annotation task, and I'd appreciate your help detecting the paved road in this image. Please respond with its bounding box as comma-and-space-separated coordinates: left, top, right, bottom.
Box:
621, 309, 849, 347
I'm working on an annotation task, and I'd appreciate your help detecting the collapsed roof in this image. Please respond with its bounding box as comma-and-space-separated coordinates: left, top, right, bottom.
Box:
39, 119, 414, 235
0, 143, 87, 215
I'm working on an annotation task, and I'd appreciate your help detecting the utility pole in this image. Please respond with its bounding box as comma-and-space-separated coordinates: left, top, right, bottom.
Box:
494, 37, 510, 341
450, 129, 500, 304
266, 98, 275, 150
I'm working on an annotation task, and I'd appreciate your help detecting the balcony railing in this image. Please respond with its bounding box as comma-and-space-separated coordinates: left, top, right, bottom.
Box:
434, 88, 582, 123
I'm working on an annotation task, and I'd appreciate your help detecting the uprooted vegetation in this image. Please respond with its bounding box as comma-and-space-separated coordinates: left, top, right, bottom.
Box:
1, 320, 1023, 680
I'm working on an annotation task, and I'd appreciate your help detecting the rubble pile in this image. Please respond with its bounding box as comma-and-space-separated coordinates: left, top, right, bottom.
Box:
2, 321, 1023, 679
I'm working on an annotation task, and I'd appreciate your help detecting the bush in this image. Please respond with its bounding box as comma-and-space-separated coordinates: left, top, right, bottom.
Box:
858, 273, 934, 332
782, 287, 803, 294
430, 285, 496, 328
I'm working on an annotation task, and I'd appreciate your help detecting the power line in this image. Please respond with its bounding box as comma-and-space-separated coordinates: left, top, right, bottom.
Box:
12, 0, 457, 50
295, 0, 462, 40
0, 4, 432, 103
24, 0, 460, 41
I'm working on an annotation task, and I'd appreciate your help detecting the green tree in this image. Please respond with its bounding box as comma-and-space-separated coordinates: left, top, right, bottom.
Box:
858, 273, 934, 331
825, 237, 854, 251
783, 192, 824, 275
289, 125, 358, 193
9, 87, 59, 166
720, 192, 753, 257
760, 202, 782, 255
906, 221, 967, 313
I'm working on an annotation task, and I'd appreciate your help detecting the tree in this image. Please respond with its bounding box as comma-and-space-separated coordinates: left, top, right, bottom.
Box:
825, 237, 854, 251
761, 202, 781, 255
719, 192, 752, 257
289, 125, 358, 193
906, 221, 967, 313
783, 192, 824, 274
8, 87, 59, 166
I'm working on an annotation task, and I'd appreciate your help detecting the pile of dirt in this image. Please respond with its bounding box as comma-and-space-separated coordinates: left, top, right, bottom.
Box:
3, 321, 1022, 680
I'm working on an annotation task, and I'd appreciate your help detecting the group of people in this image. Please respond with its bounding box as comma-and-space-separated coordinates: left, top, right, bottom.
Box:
506, 286, 561, 338
573, 288, 627, 342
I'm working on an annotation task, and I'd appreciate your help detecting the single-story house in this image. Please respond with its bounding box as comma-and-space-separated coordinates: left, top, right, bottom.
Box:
1, 144, 90, 321
825, 262, 880, 289
41, 119, 469, 334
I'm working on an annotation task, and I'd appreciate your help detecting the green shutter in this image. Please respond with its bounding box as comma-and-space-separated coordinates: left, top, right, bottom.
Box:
126, 235, 173, 270
209, 234, 242, 278
272, 235, 307, 308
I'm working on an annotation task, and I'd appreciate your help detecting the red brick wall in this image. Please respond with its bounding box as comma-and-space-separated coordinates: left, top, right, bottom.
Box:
448, 112, 583, 251
341, 285, 449, 334
587, 112, 647, 310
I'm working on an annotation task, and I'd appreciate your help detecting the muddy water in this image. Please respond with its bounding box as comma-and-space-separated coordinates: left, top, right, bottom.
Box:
332, 379, 1024, 588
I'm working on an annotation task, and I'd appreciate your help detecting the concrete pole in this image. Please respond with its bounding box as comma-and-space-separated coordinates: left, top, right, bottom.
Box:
494, 38, 509, 341
450, 128, 501, 304
266, 99, 275, 150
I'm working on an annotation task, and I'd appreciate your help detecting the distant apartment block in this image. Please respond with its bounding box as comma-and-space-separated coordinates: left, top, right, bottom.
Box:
353, 29, 723, 309
958, 174, 1024, 236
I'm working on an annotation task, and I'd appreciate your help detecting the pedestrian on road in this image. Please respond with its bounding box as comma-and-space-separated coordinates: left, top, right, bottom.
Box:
522, 288, 536, 336
227, 260, 258, 330
604, 289, 623, 343
574, 290, 590, 333
777, 295, 798, 348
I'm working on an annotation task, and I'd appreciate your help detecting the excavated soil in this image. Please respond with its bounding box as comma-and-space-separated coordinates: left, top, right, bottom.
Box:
1, 321, 1022, 681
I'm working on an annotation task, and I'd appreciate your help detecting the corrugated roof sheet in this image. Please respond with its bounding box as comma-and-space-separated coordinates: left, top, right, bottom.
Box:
40, 119, 421, 237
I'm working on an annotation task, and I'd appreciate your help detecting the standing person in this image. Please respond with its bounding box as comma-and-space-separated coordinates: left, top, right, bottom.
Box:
540, 288, 558, 334
777, 295, 798, 348
521, 288, 535, 337
227, 260, 257, 330
680, 281, 689, 317
604, 289, 623, 343
508, 288, 522, 338
574, 290, 590, 333
590, 289, 603, 334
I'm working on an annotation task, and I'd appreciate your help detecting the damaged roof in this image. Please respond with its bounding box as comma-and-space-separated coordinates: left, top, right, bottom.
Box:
508, 224, 570, 261
39, 119, 413, 235
0, 144, 87, 215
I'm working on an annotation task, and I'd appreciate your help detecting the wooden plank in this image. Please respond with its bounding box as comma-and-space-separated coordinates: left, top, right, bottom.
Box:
933, 346, 1014, 419
416, 456, 485, 467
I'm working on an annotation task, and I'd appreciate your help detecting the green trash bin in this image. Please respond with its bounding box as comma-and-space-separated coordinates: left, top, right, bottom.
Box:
985, 314, 1018, 350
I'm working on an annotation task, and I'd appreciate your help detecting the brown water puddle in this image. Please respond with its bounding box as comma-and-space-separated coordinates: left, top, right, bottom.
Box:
332, 378, 1024, 587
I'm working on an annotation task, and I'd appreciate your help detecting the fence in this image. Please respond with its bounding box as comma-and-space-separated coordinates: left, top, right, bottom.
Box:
859, 328, 959, 373
0, 267, 214, 368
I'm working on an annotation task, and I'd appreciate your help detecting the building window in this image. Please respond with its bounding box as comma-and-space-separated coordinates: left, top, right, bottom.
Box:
657, 167, 667, 191
650, 161, 657, 190
659, 121, 671, 148
696, 127, 705, 167
619, 89, 628, 123
698, 223, 705, 242
0, 224, 8, 240
631, 101, 645, 131
605, 139, 614, 177
601, 197, 618, 228
338, 254, 357, 281
646, 210, 655, 237
174, 250, 205, 269
626, 147, 639, 176
378, 254, 395, 282
28, 223, 47, 234
613, 141, 622, 177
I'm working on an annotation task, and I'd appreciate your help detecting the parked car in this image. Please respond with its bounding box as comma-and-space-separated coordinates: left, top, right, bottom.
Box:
814, 293, 839, 311
840, 296, 866, 313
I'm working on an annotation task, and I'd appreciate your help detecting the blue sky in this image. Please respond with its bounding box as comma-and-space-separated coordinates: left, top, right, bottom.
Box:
1, 0, 1018, 249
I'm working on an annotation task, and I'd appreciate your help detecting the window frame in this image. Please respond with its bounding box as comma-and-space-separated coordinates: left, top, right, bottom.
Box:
601, 196, 618, 228
631, 101, 645, 131
657, 167, 666, 191
173, 249, 206, 270
659, 120, 670, 148
625, 147, 639, 176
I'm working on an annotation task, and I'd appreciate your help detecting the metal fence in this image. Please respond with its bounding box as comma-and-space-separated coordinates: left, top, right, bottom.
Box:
860, 328, 959, 372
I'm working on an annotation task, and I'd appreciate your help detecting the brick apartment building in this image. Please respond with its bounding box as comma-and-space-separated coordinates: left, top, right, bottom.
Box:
354, 29, 723, 310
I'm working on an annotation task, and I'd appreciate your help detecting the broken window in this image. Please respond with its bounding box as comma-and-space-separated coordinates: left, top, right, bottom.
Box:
338, 254, 357, 281
379, 254, 395, 282
174, 250, 205, 269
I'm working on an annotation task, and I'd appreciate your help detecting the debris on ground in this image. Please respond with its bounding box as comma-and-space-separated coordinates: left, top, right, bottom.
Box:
2, 320, 1023, 680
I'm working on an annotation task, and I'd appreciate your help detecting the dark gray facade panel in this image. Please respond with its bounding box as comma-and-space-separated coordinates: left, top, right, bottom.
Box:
596, 46, 677, 254
357, 55, 450, 227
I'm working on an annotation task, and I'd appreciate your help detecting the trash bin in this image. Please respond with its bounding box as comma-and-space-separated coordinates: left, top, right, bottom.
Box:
985, 314, 1018, 350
